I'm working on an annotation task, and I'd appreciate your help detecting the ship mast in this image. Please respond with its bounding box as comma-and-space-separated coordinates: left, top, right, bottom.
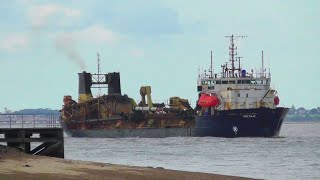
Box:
236, 56, 243, 77
97, 52, 101, 96
210, 50, 213, 78
261, 50, 265, 77
225, 34, 247, 77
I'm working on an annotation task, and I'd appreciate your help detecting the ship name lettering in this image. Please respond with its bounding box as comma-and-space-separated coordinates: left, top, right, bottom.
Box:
243, 114, 256, 118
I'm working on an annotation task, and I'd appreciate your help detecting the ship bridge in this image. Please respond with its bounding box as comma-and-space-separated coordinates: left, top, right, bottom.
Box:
197, 35, 278, 111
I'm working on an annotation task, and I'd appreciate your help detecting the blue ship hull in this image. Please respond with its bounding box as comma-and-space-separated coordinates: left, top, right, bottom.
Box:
194, 107, 289, 137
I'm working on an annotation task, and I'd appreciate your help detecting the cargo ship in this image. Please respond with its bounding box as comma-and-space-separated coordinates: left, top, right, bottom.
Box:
194, 35, 289, 137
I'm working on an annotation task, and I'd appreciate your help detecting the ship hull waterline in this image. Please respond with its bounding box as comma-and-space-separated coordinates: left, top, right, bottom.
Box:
62, 127, 194, 138
61, 107, 289, 138
194, 107, 289, 138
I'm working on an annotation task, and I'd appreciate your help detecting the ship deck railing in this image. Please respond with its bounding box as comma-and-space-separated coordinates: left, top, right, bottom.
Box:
0, 113, 61, 129
199, 71, 271, 80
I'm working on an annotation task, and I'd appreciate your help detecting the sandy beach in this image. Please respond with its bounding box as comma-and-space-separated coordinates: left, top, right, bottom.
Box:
0, 145, 253, 180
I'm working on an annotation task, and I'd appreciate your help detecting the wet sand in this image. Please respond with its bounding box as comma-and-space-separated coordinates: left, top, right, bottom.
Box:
0, 145, 253, 180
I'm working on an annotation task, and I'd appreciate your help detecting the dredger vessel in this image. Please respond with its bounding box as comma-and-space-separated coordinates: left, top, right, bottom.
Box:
60, 70, 194, 138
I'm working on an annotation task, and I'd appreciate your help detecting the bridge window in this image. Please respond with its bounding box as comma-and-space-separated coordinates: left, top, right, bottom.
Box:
251, 80, 257, 84
202, 80, 216, 85
237, 80, 242, 84
216, 81, 221, 84
208, 86, 215, 90
229, 80, 235, 84
222, 81, 228, 84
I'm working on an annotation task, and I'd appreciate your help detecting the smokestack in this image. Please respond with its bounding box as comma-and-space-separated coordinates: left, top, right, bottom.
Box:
78, 71, 93, 102
107, 72, 121, 95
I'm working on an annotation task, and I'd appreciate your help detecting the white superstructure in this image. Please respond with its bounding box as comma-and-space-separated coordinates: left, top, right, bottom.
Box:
197, 35, 279, 111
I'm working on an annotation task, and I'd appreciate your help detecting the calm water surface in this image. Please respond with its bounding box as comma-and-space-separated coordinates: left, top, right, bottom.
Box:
65, 122, 320, 180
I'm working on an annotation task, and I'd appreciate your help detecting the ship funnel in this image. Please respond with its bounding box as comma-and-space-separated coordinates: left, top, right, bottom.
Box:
78, 71, 93, 102
107, 72, 121, 95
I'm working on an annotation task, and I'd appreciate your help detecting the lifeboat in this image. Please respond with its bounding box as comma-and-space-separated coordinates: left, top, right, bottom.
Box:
198, 93, 220, 107
274, 96, 280, 106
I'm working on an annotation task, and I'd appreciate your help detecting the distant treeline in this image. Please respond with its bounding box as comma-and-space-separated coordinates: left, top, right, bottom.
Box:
286, 106, 320, 121
1, 108, 59, 114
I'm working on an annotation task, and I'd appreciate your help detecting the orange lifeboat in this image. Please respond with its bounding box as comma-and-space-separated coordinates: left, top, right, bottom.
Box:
198, 94, 220, 108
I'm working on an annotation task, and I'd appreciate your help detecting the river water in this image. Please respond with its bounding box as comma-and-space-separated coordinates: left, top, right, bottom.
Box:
65, 122, 320, 179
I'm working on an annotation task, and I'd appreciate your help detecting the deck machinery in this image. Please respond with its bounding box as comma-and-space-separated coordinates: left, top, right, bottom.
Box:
60, 71, 194, 137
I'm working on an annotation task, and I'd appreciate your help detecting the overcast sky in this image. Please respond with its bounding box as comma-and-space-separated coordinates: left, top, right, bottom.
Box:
0, 0, 319, 111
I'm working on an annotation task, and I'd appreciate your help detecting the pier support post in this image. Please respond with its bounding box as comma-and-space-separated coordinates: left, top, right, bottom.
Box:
1, 128, 64, 158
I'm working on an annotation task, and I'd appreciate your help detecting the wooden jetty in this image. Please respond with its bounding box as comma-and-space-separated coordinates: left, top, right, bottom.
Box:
0, 114, 64, 158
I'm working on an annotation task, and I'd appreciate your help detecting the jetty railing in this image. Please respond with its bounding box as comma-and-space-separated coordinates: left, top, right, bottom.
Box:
0, 113, 64, 158
0, 113, 61, 128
